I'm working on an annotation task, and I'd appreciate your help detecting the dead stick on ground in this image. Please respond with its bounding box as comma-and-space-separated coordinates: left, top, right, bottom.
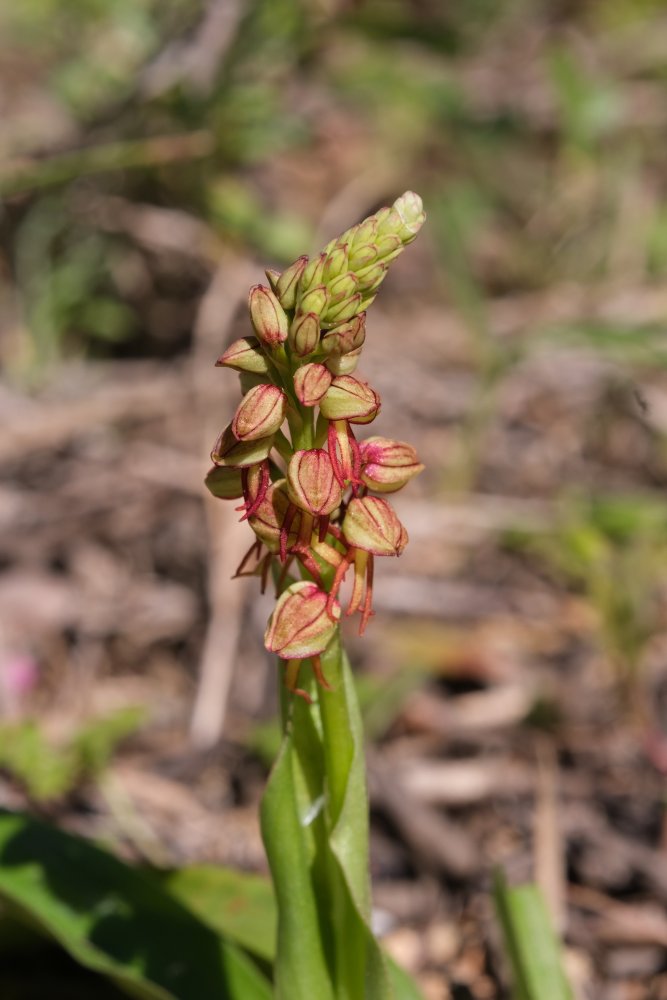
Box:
534, 737, 566, 935
189, 255, 258, 749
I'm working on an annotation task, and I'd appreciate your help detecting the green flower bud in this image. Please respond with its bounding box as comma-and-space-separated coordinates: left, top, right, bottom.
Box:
231, 383, 287, 442
323, 292, 362, 327
211, 423, 274, 468
319, 374, 380, 423
355, 261, 387, 294
289, 311, 320, 357
359, 436, 424, 493
342, 496, 408, 555
327, 271, 358, 304
300, 253, 326, 293
347, 243, 376, 270
248, 284, 289, 348
299, 284, 329, 319
264, 580, 341, 660
273, 255, 308, 310
374, 233, 402, 259
321, 313, 366, 356
377, 191, 425, 245
323, 244, 349, 281
325, 347, 362, 376
216, 336, 269, 374
287, 449, 343, 516
204, 465, 244, 500
372, 207, 392, 230
265, 268, 280, 292
350, 216, 378, 249
293, 363, 332, 407
358, 292, 378, 313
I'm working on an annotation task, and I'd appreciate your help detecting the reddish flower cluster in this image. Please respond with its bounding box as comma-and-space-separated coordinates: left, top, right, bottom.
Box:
205, 192, 425, 698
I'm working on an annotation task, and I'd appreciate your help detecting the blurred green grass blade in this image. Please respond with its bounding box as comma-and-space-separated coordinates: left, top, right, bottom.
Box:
387, 953, 428, 1000
494, 873, 573, 1000
0, 133, 214, 197
0, 812, 272, 1000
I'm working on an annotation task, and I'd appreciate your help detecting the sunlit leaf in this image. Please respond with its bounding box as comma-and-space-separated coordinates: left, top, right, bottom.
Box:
0, 812, 271, 1000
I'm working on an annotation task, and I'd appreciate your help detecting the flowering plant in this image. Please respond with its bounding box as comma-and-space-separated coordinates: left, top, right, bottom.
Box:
207, 192, 426, 1000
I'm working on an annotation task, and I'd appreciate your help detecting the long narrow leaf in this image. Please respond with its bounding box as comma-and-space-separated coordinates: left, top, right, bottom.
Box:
494, 872, 573, 1000
260, 736, 337, 1000
165, 861, 426, 999
261, 634, 426, 1000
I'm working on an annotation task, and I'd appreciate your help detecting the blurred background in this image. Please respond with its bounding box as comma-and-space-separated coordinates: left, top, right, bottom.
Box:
2, 1, 667, 997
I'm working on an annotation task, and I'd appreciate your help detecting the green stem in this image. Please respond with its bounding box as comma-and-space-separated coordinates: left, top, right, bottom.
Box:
261, 633, 391, 999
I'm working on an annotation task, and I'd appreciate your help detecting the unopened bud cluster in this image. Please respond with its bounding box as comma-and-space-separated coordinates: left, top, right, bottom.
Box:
206, 192, 425, 698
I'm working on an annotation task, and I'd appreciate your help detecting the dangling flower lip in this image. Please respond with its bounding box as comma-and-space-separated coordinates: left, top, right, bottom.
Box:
342, 496, 408, 556
264, 581, 341, 660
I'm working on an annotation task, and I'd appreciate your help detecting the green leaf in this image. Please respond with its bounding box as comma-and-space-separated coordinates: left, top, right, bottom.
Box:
319, 642, 392, 999
261, 633, 423, 1000
260, 734, 336, 1000
494, 872, 573, 1000
162, 865, 276, 964
0, 811, 271, 1000
165, 862, 425, 999
387, 956, 428, 1000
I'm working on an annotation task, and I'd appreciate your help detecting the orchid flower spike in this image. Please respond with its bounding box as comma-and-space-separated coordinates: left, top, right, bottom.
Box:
205, 192, 425, 697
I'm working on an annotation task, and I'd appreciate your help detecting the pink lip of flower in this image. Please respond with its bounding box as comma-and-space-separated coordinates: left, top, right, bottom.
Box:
264, 580, 341, 660
231, 383, 287, 442
1, 655, 39, 701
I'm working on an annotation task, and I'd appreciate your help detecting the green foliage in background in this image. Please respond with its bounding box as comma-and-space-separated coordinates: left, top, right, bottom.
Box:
0, 708, 144, 803
505, 494, 667, 688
